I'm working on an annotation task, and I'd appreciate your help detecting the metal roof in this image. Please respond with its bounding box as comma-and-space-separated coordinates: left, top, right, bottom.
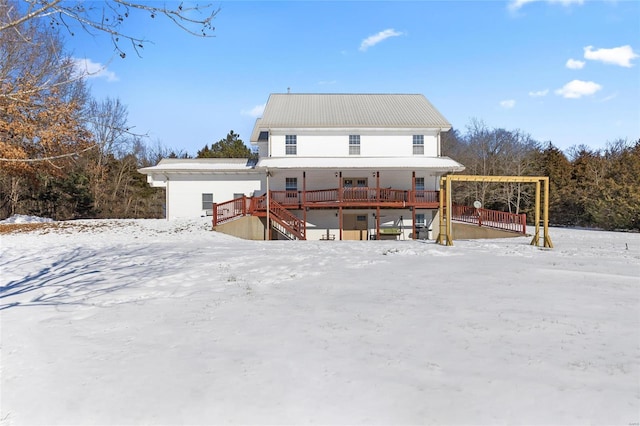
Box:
251, 93, 451, 142
137, 158, 258, 174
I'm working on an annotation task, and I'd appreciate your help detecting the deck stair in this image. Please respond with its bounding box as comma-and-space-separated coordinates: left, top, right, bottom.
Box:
213, 196, 305, 240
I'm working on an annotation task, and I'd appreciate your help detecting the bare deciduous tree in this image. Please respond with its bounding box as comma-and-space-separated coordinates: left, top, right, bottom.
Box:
0, 0, 218, 57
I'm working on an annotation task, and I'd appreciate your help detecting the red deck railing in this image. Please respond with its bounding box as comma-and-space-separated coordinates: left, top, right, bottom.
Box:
212, 196, 251, 225
452, 205, 526, 234
268, 187, 439, 207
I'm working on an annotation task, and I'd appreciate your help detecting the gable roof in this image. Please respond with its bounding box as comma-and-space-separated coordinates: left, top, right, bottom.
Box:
251, 93, 451, 142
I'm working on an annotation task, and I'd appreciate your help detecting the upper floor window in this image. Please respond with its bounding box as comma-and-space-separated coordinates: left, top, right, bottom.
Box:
413, 135, 424, 155
415, 177, 425, 191
285, 135, 297, 155
349, 135, 360, 155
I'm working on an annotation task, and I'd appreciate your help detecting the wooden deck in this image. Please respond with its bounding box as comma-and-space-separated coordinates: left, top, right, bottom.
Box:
267, 187, 439, 209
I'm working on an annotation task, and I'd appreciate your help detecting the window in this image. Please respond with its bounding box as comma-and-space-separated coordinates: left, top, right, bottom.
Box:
415, 177, 425, 191
413, 135, 424, 155
285, 177, 298, 198
349, 135, 360, 155
416, 213, 426, 226
285, 135, 297, 155
202, 193, 213, 210
258, 131, 269, 142
233, 193, 245, 199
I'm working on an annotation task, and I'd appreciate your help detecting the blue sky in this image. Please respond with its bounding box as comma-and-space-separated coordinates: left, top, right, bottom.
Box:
68, 0, 640, 156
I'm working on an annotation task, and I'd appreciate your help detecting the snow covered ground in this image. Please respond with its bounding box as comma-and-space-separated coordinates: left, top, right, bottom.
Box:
1, 217, 638, 425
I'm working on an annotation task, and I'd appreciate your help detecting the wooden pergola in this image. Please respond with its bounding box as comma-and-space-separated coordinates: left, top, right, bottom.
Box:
437, 175, 553, 248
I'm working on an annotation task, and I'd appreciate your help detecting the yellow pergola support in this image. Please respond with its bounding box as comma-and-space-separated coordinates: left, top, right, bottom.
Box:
437, 175, 553, 249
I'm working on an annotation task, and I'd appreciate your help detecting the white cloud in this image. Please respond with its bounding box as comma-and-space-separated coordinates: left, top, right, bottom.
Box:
508, 0, 583, 11
555, 80, 602, 98
583, 45, 639, 68
565, 58, 585, 69
359, 29, 403, 52
72, 58, 118, 82
529, 89, 549, 97
500, 100, 516, 109
241, 104, 265, 117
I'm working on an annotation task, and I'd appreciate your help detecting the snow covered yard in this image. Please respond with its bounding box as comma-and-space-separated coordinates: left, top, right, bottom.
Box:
1, 218, 638, 425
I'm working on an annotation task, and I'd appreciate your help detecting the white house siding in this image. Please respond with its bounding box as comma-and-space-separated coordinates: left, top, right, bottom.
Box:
268, 170, 440, 192
165, 174, 263, 219
268, 130, 439, 158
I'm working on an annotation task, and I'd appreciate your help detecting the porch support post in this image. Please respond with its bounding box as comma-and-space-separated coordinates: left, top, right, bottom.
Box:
266, 170, 270, 241
412, 171, 416, 203
376, 206, 380, 239
339, 207, 343, 240
303, 171, 307, 237
412, 172, 416, 240
338, 171, 342, 202
376, 171, 380, 201
445, 176, 453, 246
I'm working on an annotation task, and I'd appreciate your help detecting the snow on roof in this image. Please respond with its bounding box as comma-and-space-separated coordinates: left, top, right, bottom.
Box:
256, 156, 465, 171
138, 158, 258, 174
251, 94, 452, 142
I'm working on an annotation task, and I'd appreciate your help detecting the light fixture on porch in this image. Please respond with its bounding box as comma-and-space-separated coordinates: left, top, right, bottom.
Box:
335, 172, 338, 178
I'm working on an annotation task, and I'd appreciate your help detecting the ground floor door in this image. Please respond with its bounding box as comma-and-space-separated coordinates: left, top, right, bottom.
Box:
343, 213, 368, 240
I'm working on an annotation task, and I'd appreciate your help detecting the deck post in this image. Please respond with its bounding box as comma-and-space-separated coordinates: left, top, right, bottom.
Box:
376, 206, 380, 239
339, 207, 343, 240
212, 203, 217, 229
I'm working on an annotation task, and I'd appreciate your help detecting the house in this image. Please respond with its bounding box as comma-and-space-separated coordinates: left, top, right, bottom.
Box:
139, 93, 465, 240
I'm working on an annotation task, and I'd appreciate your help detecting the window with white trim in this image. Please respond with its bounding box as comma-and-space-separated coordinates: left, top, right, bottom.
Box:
415, 177, 425, 191
349, 135, 360, 155
413, 135, 424, 155
415, 213, 426, 226
285, 135, 297, 155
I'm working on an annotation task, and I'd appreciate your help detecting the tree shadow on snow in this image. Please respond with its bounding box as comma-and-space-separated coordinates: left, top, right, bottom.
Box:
0, 246, 179, 311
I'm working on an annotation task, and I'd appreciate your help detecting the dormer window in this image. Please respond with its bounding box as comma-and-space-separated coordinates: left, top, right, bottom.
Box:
349, 135, 360, 155
285, 135, 297, 155
413, 135, 424, 155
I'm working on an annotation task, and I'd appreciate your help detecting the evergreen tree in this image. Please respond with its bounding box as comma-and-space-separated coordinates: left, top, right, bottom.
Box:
197, 131, 258, 160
